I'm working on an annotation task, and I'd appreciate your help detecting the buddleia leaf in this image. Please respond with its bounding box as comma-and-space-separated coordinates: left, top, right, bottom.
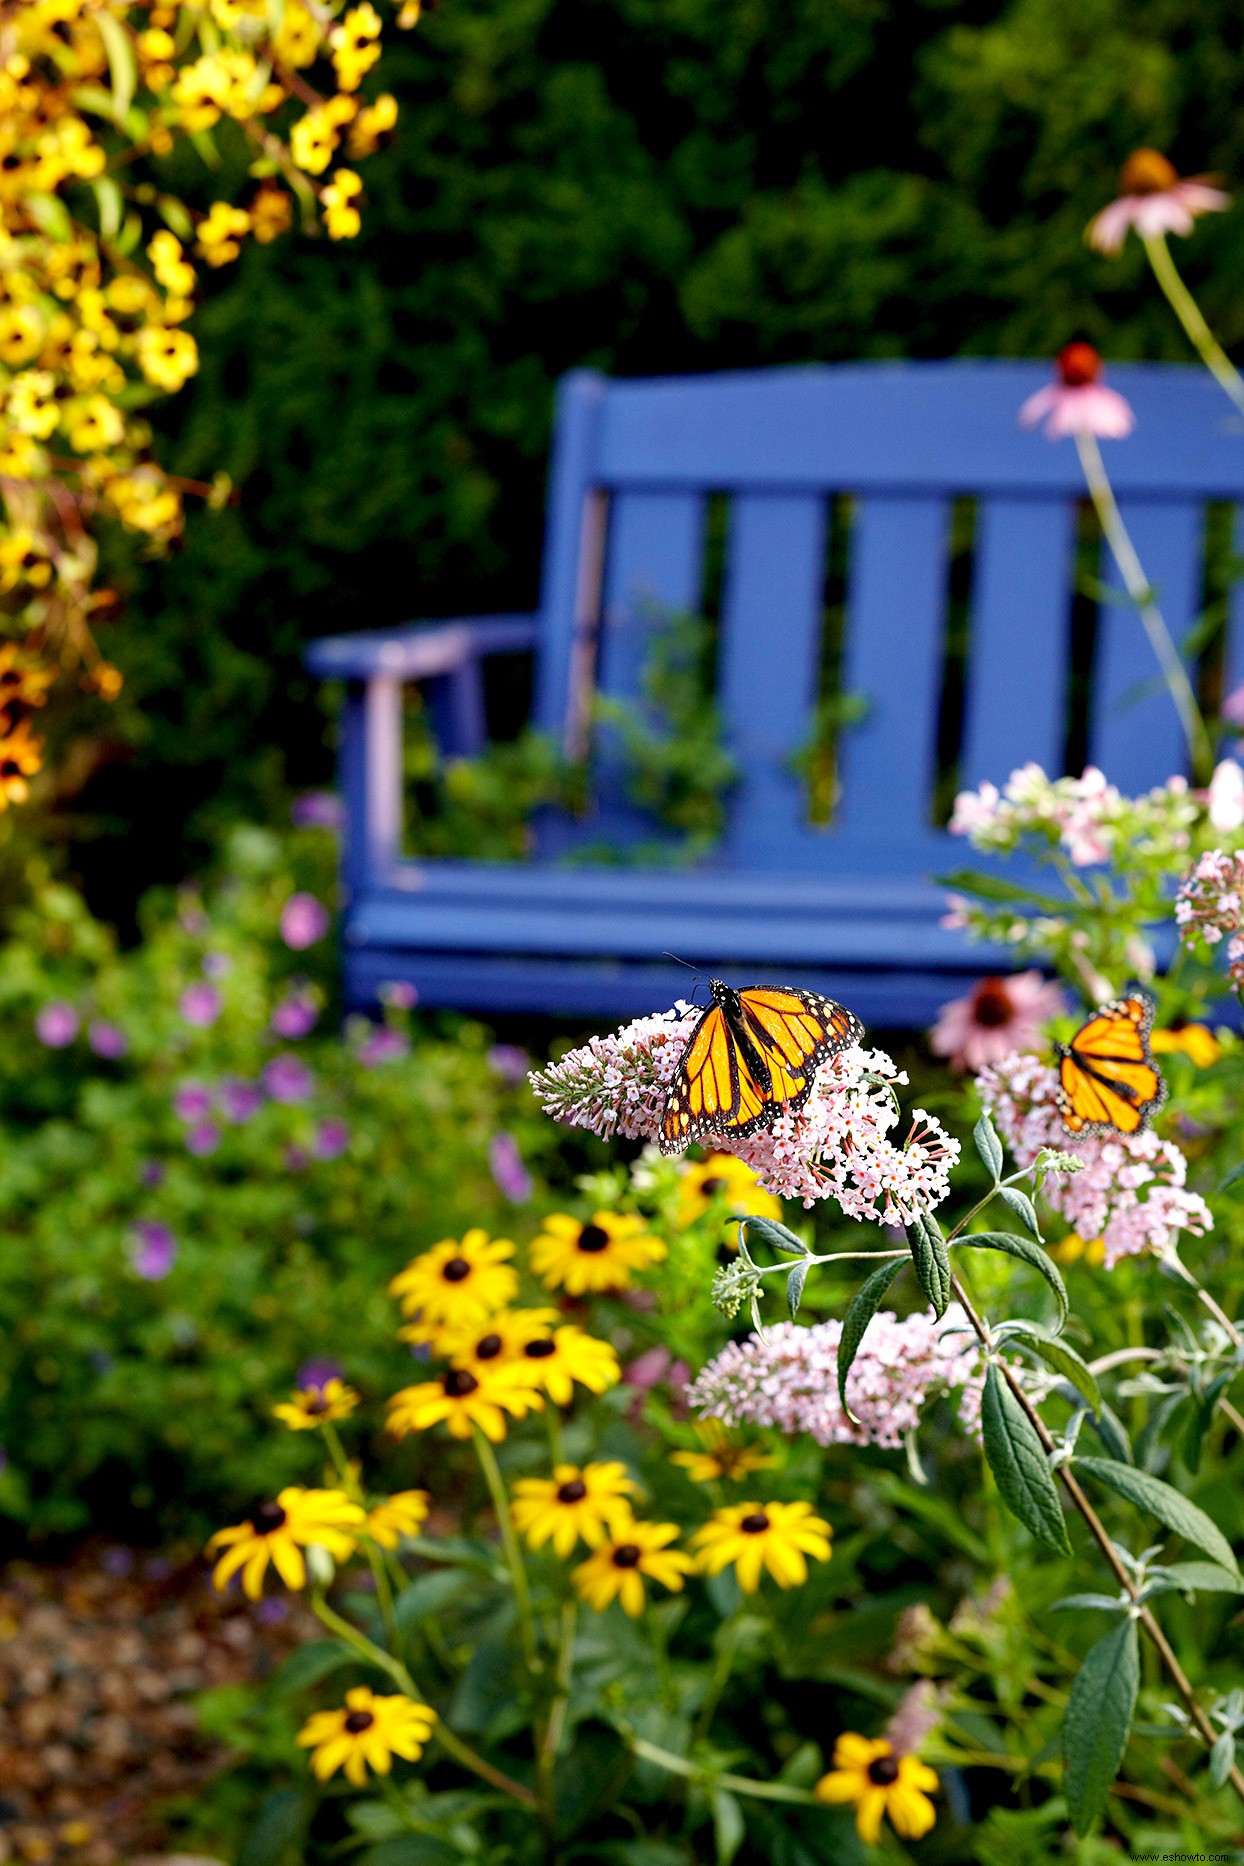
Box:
973, 1113, 1004, 1181
740, 1216, 809, 1256
837, 1260, 904, 1418
980, 1364, 1070, 1554
907, 1208, 952, 1318
1073, 1458, 1240, 1578
999, 1185, 1042, 1239
959, 1231, 1067, 1327
999, 1322, 1100, 1411
786, 1259, 809, 1319
1063, 1620, 1139, 1835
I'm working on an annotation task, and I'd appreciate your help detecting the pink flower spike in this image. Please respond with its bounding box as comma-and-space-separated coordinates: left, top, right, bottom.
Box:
1221, 682, 1244, 729
1088, 149, 1230, 255
1020, 343, 1135, 441
280, 892, 329, 951
929, 972, 1064, 1075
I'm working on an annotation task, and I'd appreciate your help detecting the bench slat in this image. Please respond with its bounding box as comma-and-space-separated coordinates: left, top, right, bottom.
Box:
1091, 501, 1202, 789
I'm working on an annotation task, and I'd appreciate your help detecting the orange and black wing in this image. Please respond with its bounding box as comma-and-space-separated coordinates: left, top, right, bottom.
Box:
659, 1003, 770, 1155
1057, 990, 1166, 1136
735, 986, 864, 1119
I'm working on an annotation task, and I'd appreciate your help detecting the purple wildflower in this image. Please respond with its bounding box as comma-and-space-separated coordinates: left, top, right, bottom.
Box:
179, 983, 221, 1028
263, 1054, 315, 1103
140, 1160, 165, 1188
185, 1120, 220, 1156
280, 892, 329, 951
173, 1082, 213, 1122
285, 1144, 310, 1171
130, 1221, 177, 1280
254, 1596, 290, 1625
88, 1020, 128, 1059
358, 1026, 409, 1067
488, 1043, 530, 1084
379, 981, 418, 1009
313, 1118, 350, 1160
220, 1077, 263, 1123
292, 791, 344, 831
271, 988, 319, 1039
36, 1002, 79, 1048
297, 1356, 344, 1391
202, 952, 232, 979
489, 1131, 532, 1202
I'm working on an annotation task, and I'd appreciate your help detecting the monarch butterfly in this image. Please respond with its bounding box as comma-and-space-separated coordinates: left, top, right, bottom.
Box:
659, 979, 863, 1156
1056, 987, 1166, 1136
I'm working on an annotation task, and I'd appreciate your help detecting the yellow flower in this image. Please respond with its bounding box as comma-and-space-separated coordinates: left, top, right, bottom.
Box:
148, 230, 197, 298
350, 92, 398, 158
398, 0, 423, 24
330, 3, 383, 88
1052, 1232, 1106, 1267
1152, 1023, 1221, 1067
677, 1153, 782, 1226
814, 1734, 938, 1844
514, 1324, 621, 1406
108, 470, 182, 535
690, 1500, 832, 1593
0, 715, 43, 807
365, 1490, 430, 1550
297, 1686, 435, 1787
136, 325, 199, 393
0, 432, 44, 480
7, 371, 59, 440
274, 2, 323, 67
572, 1518, 695, 1616
386, 1362, 541, 1443
415, 1305, 560, 1366
291, 108, 341, 175
0, 305, 43, 367
322, 168, 363, 240
389, 1231, 519, 1328
64, 396, 124, 453
196, 202, 251, 268
206, 1487, 365, 1599
512, 1462, 640, 1556
250, 186, 293, 244
671, 1422, 775, 1484
0, 646, 54, 711
0, 528, 53, 594
530, 1212, 666, 1295
272, 1378, 360, 1430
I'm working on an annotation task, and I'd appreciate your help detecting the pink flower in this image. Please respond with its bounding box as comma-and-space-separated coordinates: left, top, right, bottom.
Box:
271, 986, 319, 1039
1020, 343, 1135, 441
1088, 149, 1229, 255
313, 1118, 350, 1160
292, 791, 344, 831
88, 1020, 127, 1059
488, 1043, 530, 1084
1208, 759, 1244, 832
358, 1026, 409, 1067
130, 1221, 176, 1281
220, 1078, 263, 1122
929, 972, 1064, 1074
280, 892, 329, 950
174, 1082, 213, 1122
35, 1002, 78, 1048
1221, 683, 1244, 729
263, 1054, 315, 1103
1176, 848, 1244, 992
488, 1131, 531, 1202
185, 1120, 220, 1156
380, 981, 418, 1009
179, 983, 221, 1028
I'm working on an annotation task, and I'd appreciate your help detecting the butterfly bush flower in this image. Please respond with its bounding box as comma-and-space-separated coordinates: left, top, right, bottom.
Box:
220, 1078, 264, 1123
950, 761, 1201, 867
977, 1051, 1211, 1269
179, 982, 221, 1028
280, 892, 330, 950
1020, 343, 1135, 441
359, 1026, 410, 1067
88, 1019, 127, 1059
688, 1310, 984, 1449
1176, 848, 1244, 994
1088, 149, 1229, 255
129, 1221, 177, 1281
263, 1054, 316, 1104
292, 791, 345, 832
531, 1015, 958, 1215
36, 1001, 78, 1048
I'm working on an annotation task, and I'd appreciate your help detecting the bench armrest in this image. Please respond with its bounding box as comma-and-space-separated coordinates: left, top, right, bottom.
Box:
305, 614, 538, 681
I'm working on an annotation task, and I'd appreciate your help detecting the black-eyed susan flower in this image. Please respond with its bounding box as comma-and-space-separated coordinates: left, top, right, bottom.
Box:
1151, 1022, 1221, 1067
414, 1306, 560, 1367
529, 1212, 666, 1295
1052, 1231, 1106, 1267
670, 1422, 775, 1484
272, 1377, 360, 1430
572, 1518, 695, 1616
677, 1153, 782, 1227
515, 1325, 621, 1406
814, 1734, 938, 1844
690, 1500, 831, 1593
389, 1230, 519, 1328
364, 1490, 430, 1550
386, 1362, 541, 1443
511, 1461, 640, 1555
206, 1488, 365, 1599
297, 1685, 436, 1787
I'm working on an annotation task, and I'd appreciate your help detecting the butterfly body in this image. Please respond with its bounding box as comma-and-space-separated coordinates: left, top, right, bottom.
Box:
659, 979, 863, 1155
1056, 988, 1166, 1136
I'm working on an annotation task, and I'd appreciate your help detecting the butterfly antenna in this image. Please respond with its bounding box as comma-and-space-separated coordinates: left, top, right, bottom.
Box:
662, 951, 707, 999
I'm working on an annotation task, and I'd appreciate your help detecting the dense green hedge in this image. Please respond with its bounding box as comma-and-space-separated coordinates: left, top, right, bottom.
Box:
66, 0, 1244, 916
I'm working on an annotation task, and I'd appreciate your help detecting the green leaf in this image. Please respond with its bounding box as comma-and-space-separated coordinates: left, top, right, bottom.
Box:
158, 194, 195, 240
937, 869, 1071, 912
96, 9, 137, 122
92, 177, 123, 241
999, 1185, 1041, 1239
1210, 1731, 1236, 1791
959, 1231, 1067, 1326
1219, 1160, 1244, 1193
907, 1208, 952, 1318
25, 193, 73, 243
974, 1112, 1004, 1181
710, 1787, 745, 1866
394, 1568, 470, 1629
359, 1843, 458, 1866
837, 1260, 903, 1416
1050, 1593, 1126, 1614
999, 1322, 1101, 1411
1063, 1619, 1139, 1835
786, 1258, 808, 1318
270, 1638, 353, 1694
1162, 1560, 1244, 1594
980, 1364, 1070, 1554
1086, 1401, 1134, 1464
1074, 1458, 1240, 1577
741, 1215, 808, 1256
237, 1789, 308, 1866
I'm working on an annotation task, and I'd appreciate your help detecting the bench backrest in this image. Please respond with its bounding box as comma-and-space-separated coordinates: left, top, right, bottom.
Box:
534, 361, 1244, 873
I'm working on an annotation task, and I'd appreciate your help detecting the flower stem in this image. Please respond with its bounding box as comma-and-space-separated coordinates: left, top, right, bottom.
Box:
628, 1734, 819, 1804
308, 1592, 538, 1806
472, 1425, 541, 1677
692, 1604, 746, 1743
1141, 231, 1244, 420
1074, 430, 1213, 783
536, 1598, 577, 1809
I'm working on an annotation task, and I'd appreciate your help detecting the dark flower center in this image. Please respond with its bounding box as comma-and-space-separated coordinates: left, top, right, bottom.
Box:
867, 1754, 900, 1786
740, 1511, 770, 1534
344, 1709, 376, 1734
305, 1395, 330, 1415
970, 978, 1015, 1029
476, 1334, 503, 1359
612, 1543, 641, 1568
443, 1368, 479, 1398
524, 1338, 556, 1359
557, 1479, 588, 1504
252, 1500, 287, 1534
700, 1177, 726, 1197
441, 1257, 472, 1282
576, 1224, 609, 1253
1057, 342, 1101, 388
1120, 147, 1179, 196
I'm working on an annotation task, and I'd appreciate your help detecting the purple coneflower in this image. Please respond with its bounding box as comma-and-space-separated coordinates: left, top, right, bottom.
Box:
1088, 149, 1229, 255
929, 972, 1063, 1075
179, 983, 221, 1028
1019, 343, 1134, 441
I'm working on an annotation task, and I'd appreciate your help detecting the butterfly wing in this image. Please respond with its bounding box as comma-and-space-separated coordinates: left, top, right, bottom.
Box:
659, 1003, 770, 1155
1057, 992, 1166, 1136
735, 986, 864, 1115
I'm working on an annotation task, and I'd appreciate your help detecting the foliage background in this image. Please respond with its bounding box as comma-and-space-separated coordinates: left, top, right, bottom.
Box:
41, 0, 1244, 923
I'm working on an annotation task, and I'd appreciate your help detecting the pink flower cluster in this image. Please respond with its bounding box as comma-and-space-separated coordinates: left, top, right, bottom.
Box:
529, 1013, 960, 1215
976, 1051, 1212, 1269
687, 1308, 983, 1450
1175, 848, 1244, 994
949, 761, 1201, 868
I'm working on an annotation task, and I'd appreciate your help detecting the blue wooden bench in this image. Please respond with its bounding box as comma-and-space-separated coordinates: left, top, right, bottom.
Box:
305, 360, 1244, 1025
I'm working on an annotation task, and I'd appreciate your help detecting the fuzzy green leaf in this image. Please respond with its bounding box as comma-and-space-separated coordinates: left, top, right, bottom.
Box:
1074, 1458, 1240, 1578
1210, 1732, 1236, 1790
1063, 1619, 1139, 1835
1000, 1322, 1101, 1412
741, 1215, 809, 1256
980, 1364, 1070, 1554
958, 1231, 1067, 1326
786, 1258, 809, 1319
837, 1259, 904, 1417
907, 1208, 951, 1318
999, 1185, 1042, 1239
973, 1113, 1004, 1182
1161, 1560, 1244, 1594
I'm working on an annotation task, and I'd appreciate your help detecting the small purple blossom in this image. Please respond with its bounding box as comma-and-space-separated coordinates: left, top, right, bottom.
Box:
1222, 683, 1244, 729
358, 1026, 409, 1067
179, 983, 221, 1028
489, 1131, 532, 1202
254, 1595, 290, 1625
140, 1160, 165, 1188
185, 1120, 220, 1156
173, 1082, 213, 1122
285, 1144, 310, 1171
263, 1053, 315, 1103
271, 988, 319, 1040
280, 892, 329, 951
101, 1547, 135, 1577
292, 791, 344, 831
130, 1221, 177, 1280
297, 1356, 344, 1391
313, 1118, 350, 1160
202, 952, 232, 980
488, 1043, 530, 1084
220, 1077, 264, 1123
379, 981, 418, 1009
36, 1002, 79, 1048
88, 1019, 128, 1059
